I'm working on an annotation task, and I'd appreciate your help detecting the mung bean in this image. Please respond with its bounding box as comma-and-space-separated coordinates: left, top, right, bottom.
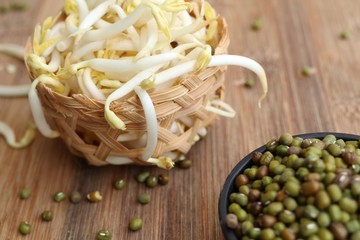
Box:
129, 218, 143, 231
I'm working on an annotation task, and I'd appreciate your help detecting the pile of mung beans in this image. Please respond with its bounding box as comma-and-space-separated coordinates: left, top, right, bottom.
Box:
225, 133, 360, 240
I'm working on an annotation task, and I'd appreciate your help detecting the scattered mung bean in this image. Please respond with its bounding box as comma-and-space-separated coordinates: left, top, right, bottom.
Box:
97, 229, 112, 240
19, 188, 31, 200
70, 191, 81, 203
19, 221, 31, 235
114, 179, 126, 190
158, 174, 169, 185
178, 159, 192, 169
53, 192, 66, 202
41, 210, 54, 222
138, 193, 151, 205
145, 175, 158, 188
136, 171, 150, 183
251, 19, 262, 31
129, 218, 143, 231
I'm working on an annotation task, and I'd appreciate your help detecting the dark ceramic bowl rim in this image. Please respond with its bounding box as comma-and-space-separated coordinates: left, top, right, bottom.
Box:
218, 132, 360, 240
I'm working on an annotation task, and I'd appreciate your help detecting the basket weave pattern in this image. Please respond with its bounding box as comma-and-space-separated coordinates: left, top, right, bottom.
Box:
34, 17, 229, 166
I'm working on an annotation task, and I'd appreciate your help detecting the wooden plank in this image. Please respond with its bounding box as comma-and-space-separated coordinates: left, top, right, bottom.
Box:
1, 0, 360, 239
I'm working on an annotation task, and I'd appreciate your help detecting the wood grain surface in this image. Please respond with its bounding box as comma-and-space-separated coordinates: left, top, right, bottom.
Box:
1, 0, 360, 239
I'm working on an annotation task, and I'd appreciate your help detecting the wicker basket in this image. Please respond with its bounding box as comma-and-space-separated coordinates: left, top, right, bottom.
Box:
26, 16, 230, 166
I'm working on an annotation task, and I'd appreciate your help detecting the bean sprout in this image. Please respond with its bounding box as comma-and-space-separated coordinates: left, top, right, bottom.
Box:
0, 0, 269, 167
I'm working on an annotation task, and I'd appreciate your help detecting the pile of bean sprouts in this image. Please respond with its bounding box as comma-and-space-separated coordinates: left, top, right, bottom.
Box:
0, 0, 268, 169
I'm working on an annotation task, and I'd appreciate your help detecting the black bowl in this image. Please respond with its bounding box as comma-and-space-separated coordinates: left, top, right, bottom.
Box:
218, 132, 360, 240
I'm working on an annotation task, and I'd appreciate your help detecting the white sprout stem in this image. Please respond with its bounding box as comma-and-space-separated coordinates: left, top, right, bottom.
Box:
85, 52, 180, 74
104, 64, 162, 130
117, 132, 139, 142
106, 155, 134, 165
71, 40, 105, 61
48, 22, 66, 39
107, 39, 136, 52
136, 19, 158, 58
28, 78, 60, 138
81, 4, 147, 42
56, 37, 73, 52
198, 127, 207, 137
65, 14, 79, 34
205, 99, 236, 118
170, 122, 178, 133
82, 68, 106, 100
86, 0, 101, 9
0, 122, 36, 149
179, 116, 193, 127
156, 54, 268, 106
134, 86, 158, 161
75, 0, 89, 22
178, 10, 193, 26
79, 0, 115, 29
99, 79, 123, 88
170, 18, 208, 41
162, 151, 177, 160
110, 4, 141, 49
106, 64, 162, 102
76, 69, 93, 96
177, 33, 204, 46
94, 18, 111, 28
0, 85, 30, 97
183, 46, 203, 61
0, 43, 29, 97
47, 50, 61, 72
0, 44, 24, 59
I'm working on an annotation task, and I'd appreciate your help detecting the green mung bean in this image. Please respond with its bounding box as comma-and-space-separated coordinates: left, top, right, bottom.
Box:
138, 193, 151, 205
234, 193, 248, 207
241, 221, 253, 234
317, 212, 331, 227
346, 220, 360, 233
114, 179, 126, 190
54, 192, 66, 202
260, 228, 275, 240
178, 159, 192, 169
136, 171, 150, 183
226, 134, 360, 239
19, 188, 31, 200
19, 221, 31, 235
97, 229, 112, 240
251, 19, 262, 31
315, 190, 331, 209
129, 218, 143, 231
245, 77, 255, 88
339, 198, 358, 214
70, 191, 81, 203
145, 175, 158, 188
41, 210, 54, 222
283, 197, 297, 211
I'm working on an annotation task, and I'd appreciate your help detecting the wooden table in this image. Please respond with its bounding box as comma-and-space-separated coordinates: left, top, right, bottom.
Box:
1, 0, 360, 239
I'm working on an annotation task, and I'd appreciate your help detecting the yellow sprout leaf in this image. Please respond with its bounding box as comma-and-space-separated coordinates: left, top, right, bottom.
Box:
204, 1, 216, 20
105, 110, 126, 130
33, 38, 59, 56
205, 21, 218, 48
195, 45, 212, 72
64, 0, 78, 15
147, 156, 174, 170
140, 74, 156, 90
147, 2, 170, 39
161, 1, 192, 13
